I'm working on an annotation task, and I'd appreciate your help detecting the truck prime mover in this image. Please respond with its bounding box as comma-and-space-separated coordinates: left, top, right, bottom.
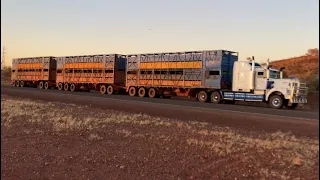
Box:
10, 49, 308, 109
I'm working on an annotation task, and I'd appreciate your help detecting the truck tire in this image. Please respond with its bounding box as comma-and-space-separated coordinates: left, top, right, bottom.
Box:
64, 83, 69, 91
148, 88, 157, 98
44, 82, 49, 89
138, 87, 147, 97
58, 83, 63, 91
15, 81, 19, 87
100, 85, 107, 94
269, 95, 284, 109
129, 87, 137, 97
20, 81, 24, 87
107, 85, 114, 95
211, 91, 222, 104
70, 84, 76, 92
39, 81, 44, 89
197, 91, 208, 102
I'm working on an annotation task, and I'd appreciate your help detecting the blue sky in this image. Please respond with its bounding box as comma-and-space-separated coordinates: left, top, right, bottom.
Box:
1, 0, 319, 65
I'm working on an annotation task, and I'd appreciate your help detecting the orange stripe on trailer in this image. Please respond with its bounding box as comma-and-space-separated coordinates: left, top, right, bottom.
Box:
138, 80, 201, 87
64, 77, 114, 84
17, 63, 42, 69
139, 61, 202, 69
64, 63, 104, 69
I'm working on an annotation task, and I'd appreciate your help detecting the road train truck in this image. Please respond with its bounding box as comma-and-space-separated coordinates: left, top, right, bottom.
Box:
10, 49, 308, 109
11, 56, 57, 89
125, 50, 308, 109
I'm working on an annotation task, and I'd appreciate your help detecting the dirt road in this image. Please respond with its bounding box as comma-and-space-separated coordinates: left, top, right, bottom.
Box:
1, 95, 319, 179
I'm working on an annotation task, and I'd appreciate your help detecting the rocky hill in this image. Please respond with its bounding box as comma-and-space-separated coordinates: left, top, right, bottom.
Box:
270, 55, 319, 91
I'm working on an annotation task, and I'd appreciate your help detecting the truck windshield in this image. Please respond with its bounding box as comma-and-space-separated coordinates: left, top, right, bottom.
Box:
270, 70, 280, 79
249, 62, 261, 67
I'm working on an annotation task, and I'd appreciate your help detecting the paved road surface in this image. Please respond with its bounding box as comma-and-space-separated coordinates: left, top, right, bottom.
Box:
2, 85, 318, 120
1, 85, 319, 137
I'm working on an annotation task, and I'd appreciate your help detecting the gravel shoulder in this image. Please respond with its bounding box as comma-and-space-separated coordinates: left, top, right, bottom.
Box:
1, 95, 319, 180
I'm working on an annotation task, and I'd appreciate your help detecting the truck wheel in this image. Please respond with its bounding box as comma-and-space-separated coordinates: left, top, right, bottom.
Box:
44, 82, 49, 89
70, 84, 76, 92
285, 103, 298, 110
20, 81, 24, 87
129, 87, 137, 97
197, 91, 208, 102
269, 95, 284, 109
138, 87, 147, 97
107, 85, 114, 95
15, 81, 19, 87
211, 91, 222, 104
148, 88, 157, 98
100, 85, 107, 94
58, 83, 63, 91
64, 83, 69, 91
39, 81, 44, 89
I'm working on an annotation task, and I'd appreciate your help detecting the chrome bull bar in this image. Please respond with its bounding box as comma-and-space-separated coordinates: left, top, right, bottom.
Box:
290, 82, 308, 104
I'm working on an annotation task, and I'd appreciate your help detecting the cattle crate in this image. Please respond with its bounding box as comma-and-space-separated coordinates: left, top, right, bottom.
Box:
56, 54, 126, 94
125, 50, 238, 99
11, 56, 57, 89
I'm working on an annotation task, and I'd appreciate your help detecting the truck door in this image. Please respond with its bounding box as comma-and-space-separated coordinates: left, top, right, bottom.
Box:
255, 71, 266, 90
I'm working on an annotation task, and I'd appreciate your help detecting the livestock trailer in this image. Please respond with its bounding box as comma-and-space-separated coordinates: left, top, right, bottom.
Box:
55, 54, 126, 93
125, 50, 238, 99
11, 56, 57, 89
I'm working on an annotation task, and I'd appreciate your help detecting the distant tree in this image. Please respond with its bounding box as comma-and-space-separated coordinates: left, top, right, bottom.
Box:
306, 48, 319, 56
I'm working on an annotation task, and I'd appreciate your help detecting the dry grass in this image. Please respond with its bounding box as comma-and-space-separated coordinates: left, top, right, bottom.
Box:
1, 95, 319, 179
1, 68, 11, 86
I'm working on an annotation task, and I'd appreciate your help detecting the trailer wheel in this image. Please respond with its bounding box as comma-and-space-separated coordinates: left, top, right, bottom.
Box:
129, 87, 137, 97
44, 82, 49, 89
58, 83, 63, 91
107, 85, 114, 95
100, 85, 107, 94
39, 81, 44, 89
20, 81, 24, 87
64, 83, 69, 91
269, 95, 284, 109
70, 83, 76, 92
138, 87, 147, 97
148, 88, 157, 98
211, 91, 222, 104
197, 91, 208, 102
15, 81, 19, 87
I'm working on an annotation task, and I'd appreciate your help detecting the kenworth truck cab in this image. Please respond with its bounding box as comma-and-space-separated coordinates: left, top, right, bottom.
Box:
222, 57, 308, 109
